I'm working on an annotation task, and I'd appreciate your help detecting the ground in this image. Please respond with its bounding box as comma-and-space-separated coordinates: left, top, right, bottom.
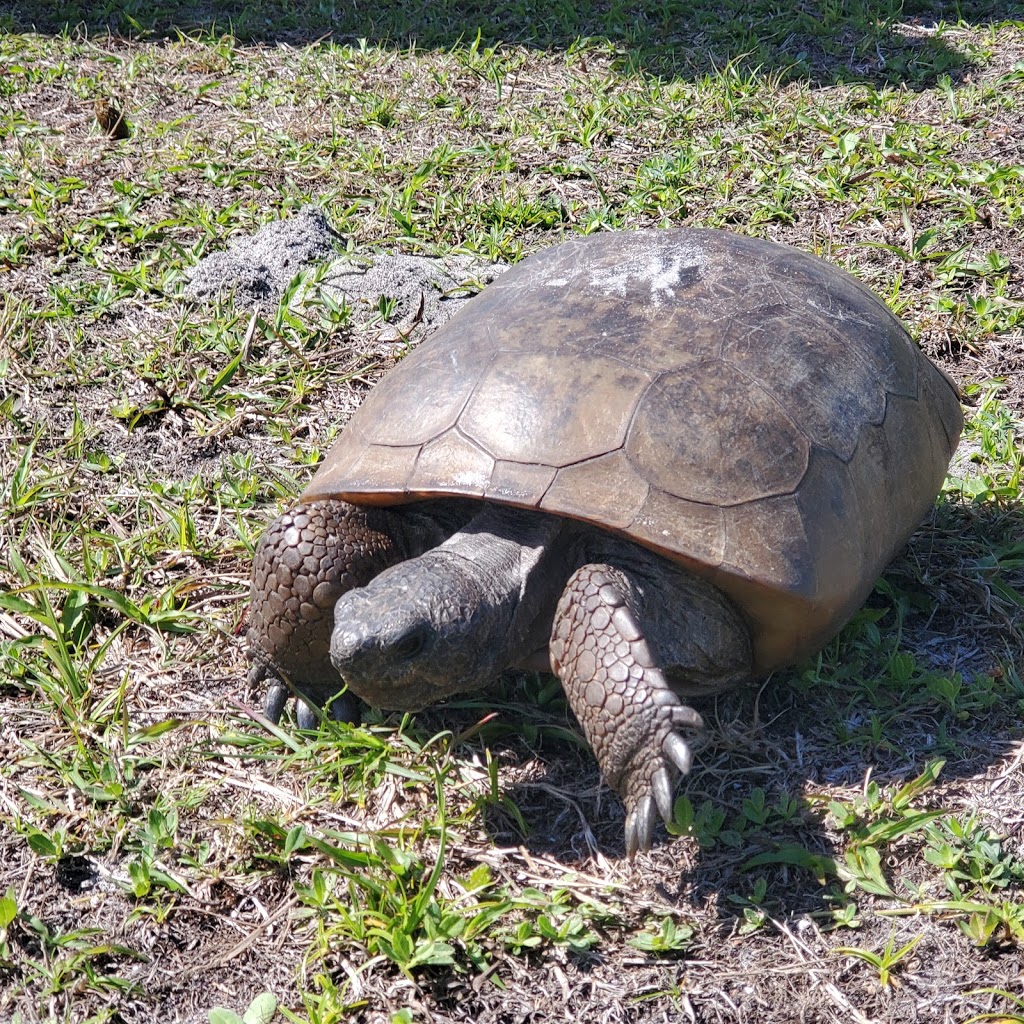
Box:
1, 3, 1024, 1023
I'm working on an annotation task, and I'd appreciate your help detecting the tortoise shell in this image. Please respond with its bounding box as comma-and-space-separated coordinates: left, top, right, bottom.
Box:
302, 228, 962, 673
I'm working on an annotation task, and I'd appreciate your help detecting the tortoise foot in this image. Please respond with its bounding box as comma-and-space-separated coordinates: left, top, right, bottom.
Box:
248, 499, 413, 728
550, 563, 705, 857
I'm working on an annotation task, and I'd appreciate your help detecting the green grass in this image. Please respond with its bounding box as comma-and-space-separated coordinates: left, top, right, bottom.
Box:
2, 3, 1024, 1022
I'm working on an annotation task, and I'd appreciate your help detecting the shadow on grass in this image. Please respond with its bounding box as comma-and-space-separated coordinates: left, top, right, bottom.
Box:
4, 0, 1022, 89
430, 491, 1024, 919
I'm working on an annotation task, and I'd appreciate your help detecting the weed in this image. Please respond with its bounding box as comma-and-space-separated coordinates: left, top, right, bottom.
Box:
834, 931, 923, 987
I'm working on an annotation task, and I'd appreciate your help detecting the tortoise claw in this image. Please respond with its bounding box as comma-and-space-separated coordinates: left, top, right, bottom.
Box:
663, 731, 694, 776
632, 742, 688, 854
652, 766, 675, 824
295, 699, 320, 730
624, 729, 696, 854
625, 793, 656, 858
671, 705, 704, 730
259, 665, 363, 730
327, 691, 362, 726
264, 682, 289, 723
294, 689, 361, 729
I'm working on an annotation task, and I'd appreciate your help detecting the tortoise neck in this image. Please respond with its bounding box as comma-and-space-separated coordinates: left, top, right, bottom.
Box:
437, 504, 568, 658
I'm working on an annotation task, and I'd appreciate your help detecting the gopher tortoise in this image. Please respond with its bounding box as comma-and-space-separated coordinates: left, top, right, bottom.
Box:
248, 227, 962, 855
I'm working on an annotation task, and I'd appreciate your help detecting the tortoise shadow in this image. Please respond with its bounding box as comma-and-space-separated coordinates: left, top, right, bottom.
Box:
5, 0, 1017, 90
457, 491, 1024, 913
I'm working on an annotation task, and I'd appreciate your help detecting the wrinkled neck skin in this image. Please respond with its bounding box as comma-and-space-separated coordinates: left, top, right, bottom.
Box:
329, 505, 572, 711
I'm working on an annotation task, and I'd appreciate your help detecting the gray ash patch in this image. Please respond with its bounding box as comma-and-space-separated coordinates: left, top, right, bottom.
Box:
184, 204, 342, 308
319, 250, 507, 343
183, 203, 506, 344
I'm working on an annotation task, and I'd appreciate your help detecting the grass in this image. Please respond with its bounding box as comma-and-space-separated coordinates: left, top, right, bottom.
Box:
1, 2, 1024, 1022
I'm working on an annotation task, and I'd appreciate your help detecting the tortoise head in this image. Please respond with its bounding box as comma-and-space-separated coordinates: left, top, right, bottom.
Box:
329, 548, 516, 711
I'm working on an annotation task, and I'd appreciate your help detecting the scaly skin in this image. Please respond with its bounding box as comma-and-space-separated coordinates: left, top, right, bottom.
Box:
328, 505, 563, 713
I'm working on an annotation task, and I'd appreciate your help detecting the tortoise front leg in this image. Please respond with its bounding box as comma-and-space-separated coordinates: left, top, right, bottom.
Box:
249, 499, 469, 728
550, 561, 751, 856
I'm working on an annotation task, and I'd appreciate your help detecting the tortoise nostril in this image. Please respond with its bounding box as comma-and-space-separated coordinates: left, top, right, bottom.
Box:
331, 625, 374, 667
332, 620, 429, 674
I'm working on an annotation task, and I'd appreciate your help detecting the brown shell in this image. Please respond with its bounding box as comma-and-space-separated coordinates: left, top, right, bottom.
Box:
303, 229, 963, 672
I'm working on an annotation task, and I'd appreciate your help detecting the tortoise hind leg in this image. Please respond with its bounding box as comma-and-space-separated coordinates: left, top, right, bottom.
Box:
549, 561, 752, 856
249, 499, 469, 727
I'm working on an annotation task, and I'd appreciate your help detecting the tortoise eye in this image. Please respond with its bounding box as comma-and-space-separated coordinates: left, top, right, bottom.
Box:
394, 629, 427, 661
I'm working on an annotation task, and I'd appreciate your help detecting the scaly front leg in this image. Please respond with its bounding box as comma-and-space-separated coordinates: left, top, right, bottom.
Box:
550, 561, 751, 856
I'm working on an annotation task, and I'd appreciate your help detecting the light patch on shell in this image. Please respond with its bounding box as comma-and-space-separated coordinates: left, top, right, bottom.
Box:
582, 237, 707, 307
